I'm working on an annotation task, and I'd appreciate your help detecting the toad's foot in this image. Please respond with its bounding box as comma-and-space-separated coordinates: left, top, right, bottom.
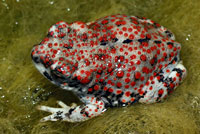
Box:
37, 97, 106, 122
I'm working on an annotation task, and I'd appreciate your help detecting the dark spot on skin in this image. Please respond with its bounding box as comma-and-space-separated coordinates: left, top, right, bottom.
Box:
80, 109, 84, 114
154, 40, 162, 44
95, 96, 102, 101
160, 69, 164, 74
68, 82, 79, 88
167, 42, 174, 46
56, 111, 63, 115
153, 23, 161, 28
78, 87, 82, 92
164, 55, 168, 60
100, 40, 108, 46
67, 27, 71, 33
43, 71, 53, 81
122, 39, 133, 43
84, 111, 89, 117
102, 97, 113, 107
100, 42, 107, 46
150, 57, 158, 66
54, 111, 63, 120
138, 36, 150, 42
116, 23, 122, 27
118, 100, 128, 107
116, 92, 123, 100
103, 90, 112, 97
81, 33, 88, 42
80, 107, 89, 117
68, 77, 81, 88
156, 91, 163, 102
104, 102, 111, 108
31, 55, 40, 64
87, 90, 94, 94
112, 38, 118, 43
47, 32, 53, 38
109, 46, 116, 52
146, 35, 151, 40
169, 57, 178, 65
130, 93, 142, 103
50, 67, 69, 85
165, 30, 173, 38
40, 56, 53, 68
64, 44, 73, 49
97, 54, 106, 60
68, 108, 75, 115
157, 75, 165, 82
165, 79, 175, 94
116, 55, 125, 62
165, 30, 171, 34
172, 68, 183, 78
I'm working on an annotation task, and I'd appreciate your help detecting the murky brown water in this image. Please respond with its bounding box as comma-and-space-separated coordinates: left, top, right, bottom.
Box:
0, 0, 200, 133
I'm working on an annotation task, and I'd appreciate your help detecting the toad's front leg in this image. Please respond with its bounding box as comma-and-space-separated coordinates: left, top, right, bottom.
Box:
37, 96, 106, 122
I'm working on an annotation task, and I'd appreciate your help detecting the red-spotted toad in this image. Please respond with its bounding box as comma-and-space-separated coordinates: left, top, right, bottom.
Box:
31, 15, 187, 122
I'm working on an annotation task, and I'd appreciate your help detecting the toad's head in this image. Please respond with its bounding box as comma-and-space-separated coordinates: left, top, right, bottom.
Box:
31, 21, 91, 90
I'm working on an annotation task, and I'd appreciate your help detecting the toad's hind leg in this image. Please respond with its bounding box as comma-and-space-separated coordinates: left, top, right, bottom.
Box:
139, 61, 187, 104
37, 96, 106, 122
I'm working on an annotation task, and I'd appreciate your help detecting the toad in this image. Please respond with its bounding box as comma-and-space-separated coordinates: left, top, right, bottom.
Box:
31, 15, 187, 122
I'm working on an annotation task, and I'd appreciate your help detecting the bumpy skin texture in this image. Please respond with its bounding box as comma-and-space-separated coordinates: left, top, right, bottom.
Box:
31, 15, 187, 122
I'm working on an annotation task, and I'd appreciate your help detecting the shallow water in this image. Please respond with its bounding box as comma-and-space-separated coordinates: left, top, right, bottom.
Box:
0, 0, 200, 133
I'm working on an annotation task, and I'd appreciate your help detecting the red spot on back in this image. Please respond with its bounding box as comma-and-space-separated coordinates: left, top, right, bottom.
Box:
116, 71, 124, 78
135, 72, 141, 79
125, 91, 131, 97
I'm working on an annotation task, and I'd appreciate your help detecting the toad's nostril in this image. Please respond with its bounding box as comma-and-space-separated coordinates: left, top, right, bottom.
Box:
33, 56, 40, 63
31, 46, 40, 64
